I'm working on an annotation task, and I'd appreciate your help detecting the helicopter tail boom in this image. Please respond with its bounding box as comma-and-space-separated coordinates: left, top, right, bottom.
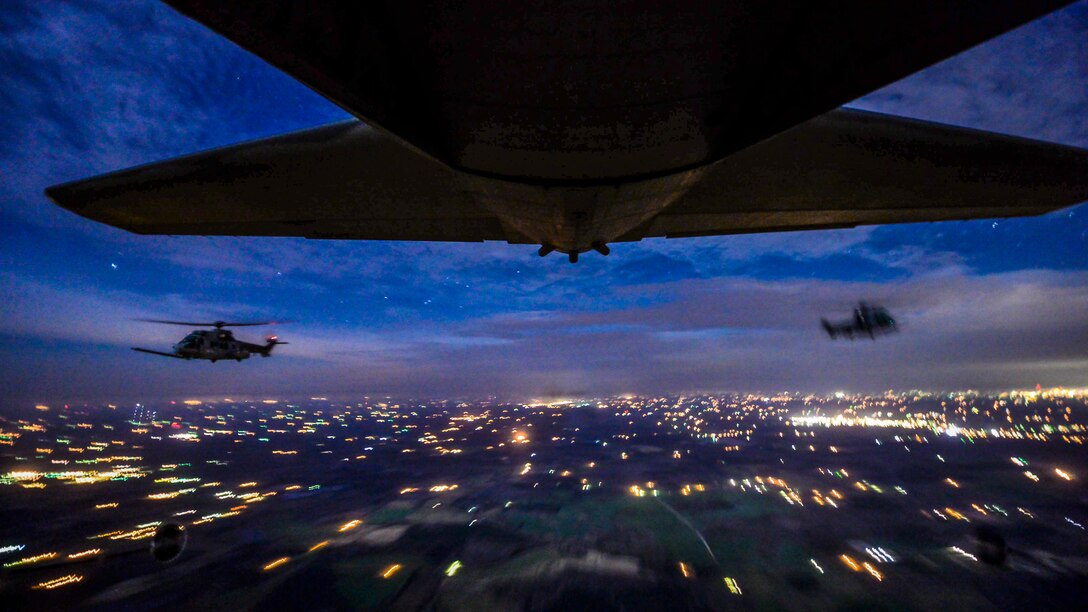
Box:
132, 347, 186, 359
258, 337, 288, 357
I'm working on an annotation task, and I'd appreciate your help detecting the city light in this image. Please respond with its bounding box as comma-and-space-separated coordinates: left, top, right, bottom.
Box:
4, 552, 57, 568
2, 390, 1086, 605
861, 562, 883, 581
262, 557, 290, 571
338, 520, 362, 532
32, 574, 83, 590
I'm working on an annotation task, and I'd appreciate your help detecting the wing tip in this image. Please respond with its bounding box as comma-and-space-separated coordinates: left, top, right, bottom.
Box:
43, 183, 70, 207
44, 180, 93, 216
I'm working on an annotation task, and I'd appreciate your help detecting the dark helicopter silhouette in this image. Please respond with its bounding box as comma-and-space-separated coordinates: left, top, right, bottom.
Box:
132, 320, 287, 362
821, 302, 897, 340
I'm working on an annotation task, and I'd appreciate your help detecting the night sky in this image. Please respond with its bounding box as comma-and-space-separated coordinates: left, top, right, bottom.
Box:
1, 1, 1086, 405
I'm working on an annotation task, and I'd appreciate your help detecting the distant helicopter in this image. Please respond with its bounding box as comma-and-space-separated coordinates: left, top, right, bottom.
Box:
132, 320, 287, 362
821, 302, 897, 340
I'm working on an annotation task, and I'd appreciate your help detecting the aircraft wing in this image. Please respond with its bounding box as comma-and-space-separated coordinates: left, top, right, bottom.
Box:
47, 122, 525, 243
47, 109, 1088, 244
625, 108, 1088, 240
132, 348, 187, 359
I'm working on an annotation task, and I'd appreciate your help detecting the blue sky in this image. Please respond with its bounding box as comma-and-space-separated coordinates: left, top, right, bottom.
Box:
1, 1, 1086, 404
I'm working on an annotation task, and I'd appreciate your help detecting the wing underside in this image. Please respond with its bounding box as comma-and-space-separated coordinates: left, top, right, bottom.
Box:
47, 122, 525, 243
624, 108, 1088, 240
47, 109, 1088, 244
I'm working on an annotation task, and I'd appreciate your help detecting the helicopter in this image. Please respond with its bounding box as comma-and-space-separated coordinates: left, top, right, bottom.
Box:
821, 302, 897, 340
132, 320, 287, 362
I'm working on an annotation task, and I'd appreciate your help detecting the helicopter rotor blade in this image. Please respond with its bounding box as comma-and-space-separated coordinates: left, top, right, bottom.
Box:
208, 320, 294, 328
135, 319, 289, 328
136, 319, 216, 327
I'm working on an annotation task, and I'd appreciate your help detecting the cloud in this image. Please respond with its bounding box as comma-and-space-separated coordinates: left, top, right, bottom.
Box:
18, 267, 1085, 402
395, 269, 1088, 396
